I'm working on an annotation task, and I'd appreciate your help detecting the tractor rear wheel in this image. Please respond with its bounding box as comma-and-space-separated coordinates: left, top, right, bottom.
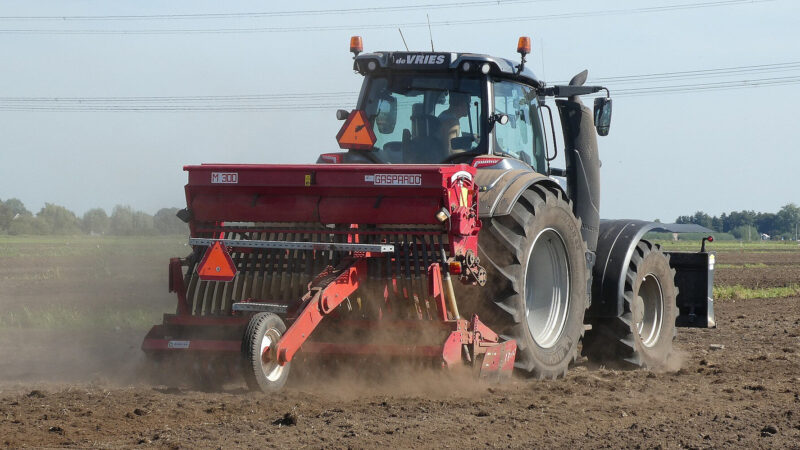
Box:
242, 312, 291, 392
474, 184, 589, 379
582, 240, 678, 369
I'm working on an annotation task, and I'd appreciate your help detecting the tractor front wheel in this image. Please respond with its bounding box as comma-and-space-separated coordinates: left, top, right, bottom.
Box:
475, 184, 590, 379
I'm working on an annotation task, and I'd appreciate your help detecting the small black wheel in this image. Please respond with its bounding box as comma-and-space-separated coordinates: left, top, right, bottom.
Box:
470, 184, 590, 379
583, 240, 679, 369
242, 313, 291, 392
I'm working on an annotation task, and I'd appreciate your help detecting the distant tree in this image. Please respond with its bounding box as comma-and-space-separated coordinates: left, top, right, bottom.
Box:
110, 205, 135, 235
775, 203, 800, 238
676, 211, 713, 229
755, 212, 777, 237
7, 214, 48, 235
132, 210, 155, 235
731, 224, 759, 241
82, 208, 110, 235
0, 198, 30, 231
711, 215, 723, 232
154, 207, 187, 235
37, 203, 80, 234
724, 210, 757, 232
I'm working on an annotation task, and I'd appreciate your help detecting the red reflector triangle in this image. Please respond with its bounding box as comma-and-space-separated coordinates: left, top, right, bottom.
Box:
197, 241, 237, 282
336, 110, 377, 150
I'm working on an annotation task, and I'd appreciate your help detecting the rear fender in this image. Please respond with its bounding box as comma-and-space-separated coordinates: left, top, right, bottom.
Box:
590, 219, 716, 328
590, 219, 658, 318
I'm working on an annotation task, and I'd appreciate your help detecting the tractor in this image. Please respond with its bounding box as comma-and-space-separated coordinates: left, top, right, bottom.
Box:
142, 36, 715, 390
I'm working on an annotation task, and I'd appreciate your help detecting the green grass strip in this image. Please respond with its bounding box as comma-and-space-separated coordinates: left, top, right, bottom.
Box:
714, 284, 800, 300
0, 305, 165, 330
715, 263, 769, 269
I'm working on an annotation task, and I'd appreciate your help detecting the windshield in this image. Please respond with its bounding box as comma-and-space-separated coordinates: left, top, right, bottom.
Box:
362, 74, 483, 163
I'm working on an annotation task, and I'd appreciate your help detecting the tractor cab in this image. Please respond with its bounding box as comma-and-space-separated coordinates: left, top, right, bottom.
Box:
323, 36, 613, 177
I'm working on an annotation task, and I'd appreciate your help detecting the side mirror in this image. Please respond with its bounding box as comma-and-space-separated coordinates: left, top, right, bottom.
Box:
336, 109, 349, 120
593, 97, 612, 136
489, 113, 509, 128
375, 96, 397, 134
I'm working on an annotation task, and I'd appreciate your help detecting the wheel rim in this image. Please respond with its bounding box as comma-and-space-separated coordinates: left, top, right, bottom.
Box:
259, 328, 285, 382
635, 274, 664, 348
525, 228, 570, 349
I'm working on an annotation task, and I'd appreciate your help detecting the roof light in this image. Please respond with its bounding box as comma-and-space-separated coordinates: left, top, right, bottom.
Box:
367, 60, 377, 71
462, 61, 471, 72
350, 36, 363, 57
517, 36, 531, 56
481, 63, 490, 74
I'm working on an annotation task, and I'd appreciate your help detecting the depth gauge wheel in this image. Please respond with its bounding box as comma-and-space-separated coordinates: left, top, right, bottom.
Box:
582, 240, 678, 369
242, 312, 291, 392
472, 184, 590, 379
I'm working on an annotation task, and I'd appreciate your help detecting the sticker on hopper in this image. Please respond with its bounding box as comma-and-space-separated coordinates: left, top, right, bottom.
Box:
366, 174, 422, 186
211, 172, 238, 184
168, 340, 190, 349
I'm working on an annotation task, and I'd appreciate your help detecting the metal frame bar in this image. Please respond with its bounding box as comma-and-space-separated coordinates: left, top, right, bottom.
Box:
189, 238, 394, 253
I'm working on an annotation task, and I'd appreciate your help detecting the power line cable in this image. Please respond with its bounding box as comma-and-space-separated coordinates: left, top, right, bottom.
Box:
0, 0, 773, 35
2, 75, 799, 111
0, 0, 555, 21
3, 59, 798, 105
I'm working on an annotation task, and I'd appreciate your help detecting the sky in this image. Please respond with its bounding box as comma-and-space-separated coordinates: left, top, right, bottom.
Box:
0, 0, 798, 222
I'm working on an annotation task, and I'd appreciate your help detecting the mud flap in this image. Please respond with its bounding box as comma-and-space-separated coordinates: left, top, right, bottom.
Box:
441, 315, 517, 381
478, 340, 517, 382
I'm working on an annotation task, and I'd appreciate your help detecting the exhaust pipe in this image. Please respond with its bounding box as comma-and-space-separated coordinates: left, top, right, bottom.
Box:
555, 73, 601, 252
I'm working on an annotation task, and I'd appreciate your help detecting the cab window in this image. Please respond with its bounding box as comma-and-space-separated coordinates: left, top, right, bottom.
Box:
363, 75, 482, 163
492, 80, 546, 173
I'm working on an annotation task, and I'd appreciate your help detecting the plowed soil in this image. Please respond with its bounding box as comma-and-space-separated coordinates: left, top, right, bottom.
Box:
1, 240, 799, 449
714, 250, 800, 289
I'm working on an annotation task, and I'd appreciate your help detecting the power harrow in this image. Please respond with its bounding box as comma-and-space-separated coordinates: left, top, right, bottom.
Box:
142, 163, 516, 390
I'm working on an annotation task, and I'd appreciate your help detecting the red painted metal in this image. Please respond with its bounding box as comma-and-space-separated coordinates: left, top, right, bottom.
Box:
168, 258, 191, 316
142, 338, 240, 352
143, 160, 517, 384
275, 259, 367, 365
302, 342, 443, 357
163, 314, 247, 327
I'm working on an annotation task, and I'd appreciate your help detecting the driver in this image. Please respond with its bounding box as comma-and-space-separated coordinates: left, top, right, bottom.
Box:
437, 91, 471, 154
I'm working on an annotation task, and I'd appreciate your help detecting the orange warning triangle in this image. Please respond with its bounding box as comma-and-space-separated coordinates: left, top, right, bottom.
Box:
336, 110, 377, 150
197, 241, 237, 282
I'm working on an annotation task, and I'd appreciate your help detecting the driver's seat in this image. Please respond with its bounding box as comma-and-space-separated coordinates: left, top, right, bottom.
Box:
402, 103, 447, 163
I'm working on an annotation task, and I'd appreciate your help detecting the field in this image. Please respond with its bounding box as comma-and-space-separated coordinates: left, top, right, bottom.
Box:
0, 236, 798, 448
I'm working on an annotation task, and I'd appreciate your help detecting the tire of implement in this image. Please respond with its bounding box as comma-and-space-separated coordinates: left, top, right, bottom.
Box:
242, 312, 291, 392
475, 184, 590, 379
582, 240, 678, 369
